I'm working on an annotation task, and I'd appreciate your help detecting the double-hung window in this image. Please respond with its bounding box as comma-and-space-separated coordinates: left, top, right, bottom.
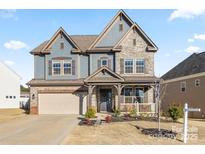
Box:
124, 59, 133, 74
53, 61, 61, 75
135, 88, 144, 103
63, 61, 72, 75
124, 87, 133, 103
136, 59, 145, 73
180, 81, 186, 92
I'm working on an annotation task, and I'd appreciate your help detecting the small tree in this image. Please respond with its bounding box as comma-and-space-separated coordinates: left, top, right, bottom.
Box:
113, 108, 121, 117
85, 107, 96, 119
168, 104, 183, 121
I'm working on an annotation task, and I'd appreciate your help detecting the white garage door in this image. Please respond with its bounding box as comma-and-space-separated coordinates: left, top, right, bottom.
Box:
38, 93, 87, 114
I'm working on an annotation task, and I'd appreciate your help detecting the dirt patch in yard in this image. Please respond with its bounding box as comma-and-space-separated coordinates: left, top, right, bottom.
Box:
0, 109, 27, 122
64, 120, 205, 145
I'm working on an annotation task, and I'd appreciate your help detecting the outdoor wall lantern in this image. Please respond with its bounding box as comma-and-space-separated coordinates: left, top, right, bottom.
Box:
32, 94, 35, 100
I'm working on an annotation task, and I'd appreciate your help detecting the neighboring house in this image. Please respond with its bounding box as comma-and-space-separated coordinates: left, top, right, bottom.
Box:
161, 52, 205, 118
28, 10, 159, 115
20, 91, 30, 109
0, 61, 21, 109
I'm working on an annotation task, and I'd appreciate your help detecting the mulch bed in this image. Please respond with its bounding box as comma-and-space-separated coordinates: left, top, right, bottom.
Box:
141, 128, 177, 139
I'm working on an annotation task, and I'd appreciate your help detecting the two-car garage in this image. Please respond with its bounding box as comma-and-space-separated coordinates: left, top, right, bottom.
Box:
38, 93, 87, 114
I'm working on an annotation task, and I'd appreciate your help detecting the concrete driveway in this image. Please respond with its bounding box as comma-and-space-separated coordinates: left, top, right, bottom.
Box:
0, 115, 79, 145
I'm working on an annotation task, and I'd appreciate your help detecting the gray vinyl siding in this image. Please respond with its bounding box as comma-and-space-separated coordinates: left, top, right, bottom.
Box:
80, 54, 88, 78
96, 15, 131, 47
46, 34, 78, 80
89, 53, 114, 74
34, 55, 45, 79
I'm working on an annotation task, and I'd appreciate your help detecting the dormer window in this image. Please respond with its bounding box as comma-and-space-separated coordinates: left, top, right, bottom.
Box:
119, 23, 123, 32
60, 42, 64, 50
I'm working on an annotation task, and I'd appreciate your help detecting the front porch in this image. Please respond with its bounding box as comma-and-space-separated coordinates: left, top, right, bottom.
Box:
84, 66, 159, 114
87, 84, 157, 114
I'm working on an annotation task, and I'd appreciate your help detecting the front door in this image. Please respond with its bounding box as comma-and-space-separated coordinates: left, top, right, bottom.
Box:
100, 89, 112, 112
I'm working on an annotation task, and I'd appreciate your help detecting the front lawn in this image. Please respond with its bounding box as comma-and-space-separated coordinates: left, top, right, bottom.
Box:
63, 119, 205, 145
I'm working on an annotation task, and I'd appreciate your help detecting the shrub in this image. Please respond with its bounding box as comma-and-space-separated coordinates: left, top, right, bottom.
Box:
85, 107, 96, 119
113, 108, 121, 117
168, 104, 183, 121
129, 108, 137, 117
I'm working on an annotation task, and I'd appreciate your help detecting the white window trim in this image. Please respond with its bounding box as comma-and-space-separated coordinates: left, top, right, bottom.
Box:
195, 79, 200, 87
63, 60, 72, 76
52, 60, 72, 76
135, 59, 145, 74
180, 81, 186, 93
52, 60, 61, 76
124, 59, 134, 74
135, 87, 145, 103
124, 58, 145, 75
123, 87, 133, 104
123, 86, 145, 104
100, 59, 108, 67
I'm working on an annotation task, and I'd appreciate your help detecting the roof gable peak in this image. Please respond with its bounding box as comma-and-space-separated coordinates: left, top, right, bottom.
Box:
40, 27, 81, 53
88, 10, 134, 50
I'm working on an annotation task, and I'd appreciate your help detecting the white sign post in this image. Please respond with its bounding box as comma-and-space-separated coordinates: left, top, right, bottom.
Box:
183, 103, 200, 144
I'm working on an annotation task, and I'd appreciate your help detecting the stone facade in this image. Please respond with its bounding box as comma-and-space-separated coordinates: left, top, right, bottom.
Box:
116, 28, 154, 76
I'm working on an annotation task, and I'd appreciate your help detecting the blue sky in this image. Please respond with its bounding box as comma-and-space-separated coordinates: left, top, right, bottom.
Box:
1, 9, 205, 86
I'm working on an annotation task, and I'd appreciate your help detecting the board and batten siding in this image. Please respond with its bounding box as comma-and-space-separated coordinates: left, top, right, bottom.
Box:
34, 55, 45, 79
96, 15, 132, 47
45, 34, 78, 80
89, 53, 115, 74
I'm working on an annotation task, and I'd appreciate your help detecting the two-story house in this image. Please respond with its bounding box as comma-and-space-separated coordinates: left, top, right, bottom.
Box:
28, 10, 159, 115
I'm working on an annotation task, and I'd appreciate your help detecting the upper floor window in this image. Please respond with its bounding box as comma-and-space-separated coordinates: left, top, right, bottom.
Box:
124, 59, 133, 74
180, 81, 186, 92
101, 59, 108, 67
133, 39, 137, 46
136, 59, 145, 73
6, 96, 8, 99
195, 79, 200, 87
60, 42, 64, 50
119, 23, 123, 32
63, 61, 72, 75
52, 61, 61, 75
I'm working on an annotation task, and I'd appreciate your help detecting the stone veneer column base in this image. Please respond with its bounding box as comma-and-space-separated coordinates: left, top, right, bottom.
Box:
30, 106, 38, 114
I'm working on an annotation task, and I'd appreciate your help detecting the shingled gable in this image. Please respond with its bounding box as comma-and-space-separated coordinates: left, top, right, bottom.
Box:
113, 23, 158, 52
84, 66, 125, 83
87, 10, 134, 51
162, 52, 205, 80
30, 27, 81, 55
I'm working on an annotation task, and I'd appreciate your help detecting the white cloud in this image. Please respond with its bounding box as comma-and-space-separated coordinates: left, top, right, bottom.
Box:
0, 9, 17, 19
186, 46, 201, 54
168, 9, 205, 21
4, 60, 15, 66
4, 40, 29, 50
194, 34, 205, 41
164, 53, 171, 57
187, 38, 194, 43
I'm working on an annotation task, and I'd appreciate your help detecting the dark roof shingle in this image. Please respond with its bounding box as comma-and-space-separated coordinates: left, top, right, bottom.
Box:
31, 35, 98, 54
162, 52, 205, 80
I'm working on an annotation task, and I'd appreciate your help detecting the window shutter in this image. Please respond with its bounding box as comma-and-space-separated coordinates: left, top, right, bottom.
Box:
72, 60, 76, 75
145, 59, 149, 74
97, 59, 101, 68
108, 59, 111, 69
48, 60, 52, 75
120, 58, 124, 74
